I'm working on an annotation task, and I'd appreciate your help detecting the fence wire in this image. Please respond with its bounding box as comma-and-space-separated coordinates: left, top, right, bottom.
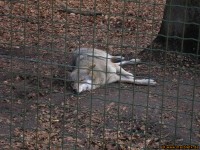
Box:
0, 0, 199, 149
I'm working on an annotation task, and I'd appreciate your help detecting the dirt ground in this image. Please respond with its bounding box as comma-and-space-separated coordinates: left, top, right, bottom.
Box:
0, 0, 200, 149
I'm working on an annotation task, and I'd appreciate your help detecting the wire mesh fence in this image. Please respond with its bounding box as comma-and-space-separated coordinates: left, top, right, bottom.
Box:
0, 0, 199, 149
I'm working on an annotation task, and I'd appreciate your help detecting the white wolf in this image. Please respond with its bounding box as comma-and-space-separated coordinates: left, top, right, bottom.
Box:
70, 48, 156, 93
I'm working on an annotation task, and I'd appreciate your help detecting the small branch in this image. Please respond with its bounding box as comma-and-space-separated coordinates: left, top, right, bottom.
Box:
59, 6, 103, 16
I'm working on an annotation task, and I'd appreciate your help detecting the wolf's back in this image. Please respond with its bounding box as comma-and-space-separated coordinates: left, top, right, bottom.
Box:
73, 48, 109, 59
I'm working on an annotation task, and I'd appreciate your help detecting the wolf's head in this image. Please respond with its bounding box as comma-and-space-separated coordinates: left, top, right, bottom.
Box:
70, 63, 96, 93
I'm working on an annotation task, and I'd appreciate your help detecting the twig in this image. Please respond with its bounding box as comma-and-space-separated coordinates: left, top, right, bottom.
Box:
59, 6, 103, 16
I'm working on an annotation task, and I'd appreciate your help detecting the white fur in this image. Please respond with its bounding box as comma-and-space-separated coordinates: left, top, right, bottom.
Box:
78, 80, 92, 93
127, 77, 156, 85
135, 79, 156, 85
72, 48, 157, 93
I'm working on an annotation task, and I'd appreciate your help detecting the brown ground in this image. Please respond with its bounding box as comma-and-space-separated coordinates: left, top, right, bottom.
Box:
0, 0, 200, 149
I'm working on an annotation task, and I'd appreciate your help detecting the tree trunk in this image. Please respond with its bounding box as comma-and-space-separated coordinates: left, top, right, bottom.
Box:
140, 0, 200, 63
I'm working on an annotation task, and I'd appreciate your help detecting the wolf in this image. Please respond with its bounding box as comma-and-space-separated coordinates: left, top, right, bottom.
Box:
70, 48, 156, 93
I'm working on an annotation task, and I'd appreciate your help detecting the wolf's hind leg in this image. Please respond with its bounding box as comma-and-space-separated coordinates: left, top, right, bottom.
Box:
110, 55, 125, 63
112, 55, 125, 60
107, 74, 135, 84
106, 74, 120, 84
115, 58, 141, 66
115, 66, 134, 78
107, 74, 136, 84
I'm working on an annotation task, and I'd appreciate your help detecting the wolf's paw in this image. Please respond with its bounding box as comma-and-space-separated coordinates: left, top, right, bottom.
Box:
129, 58, 141, 63
148, 79, 157, 85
